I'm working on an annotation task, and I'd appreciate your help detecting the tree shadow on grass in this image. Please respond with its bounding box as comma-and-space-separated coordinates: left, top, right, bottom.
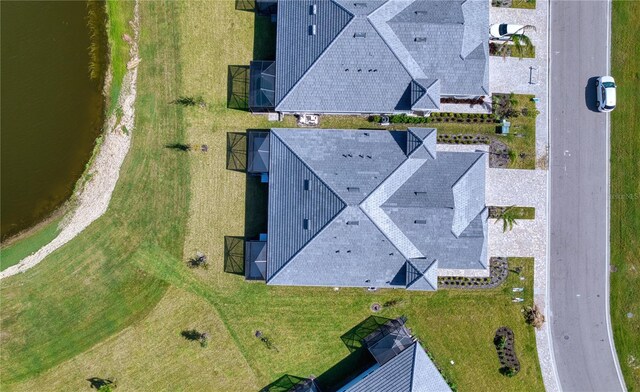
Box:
165, 142, 191, 152
87, 377, 116, 390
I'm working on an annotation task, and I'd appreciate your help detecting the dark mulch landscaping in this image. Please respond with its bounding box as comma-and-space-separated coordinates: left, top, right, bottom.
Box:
438, 258, 508, 290
494, 326, 521, 377
490, 140, 510, 168
437, 134, 490, 145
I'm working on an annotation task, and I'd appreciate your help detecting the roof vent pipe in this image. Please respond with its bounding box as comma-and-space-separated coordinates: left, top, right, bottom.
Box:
309, 24, 317, 35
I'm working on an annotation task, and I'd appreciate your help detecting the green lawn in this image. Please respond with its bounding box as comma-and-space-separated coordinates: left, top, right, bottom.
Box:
105, 0, 135, 111
610, 1, 640, 390
492, 0, 536, 10
0, 217, 62, 272
1, 1, 543, 391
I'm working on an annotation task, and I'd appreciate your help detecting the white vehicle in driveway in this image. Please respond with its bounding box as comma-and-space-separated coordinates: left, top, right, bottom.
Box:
596, 76, 616, 112
490, 23, 525, 40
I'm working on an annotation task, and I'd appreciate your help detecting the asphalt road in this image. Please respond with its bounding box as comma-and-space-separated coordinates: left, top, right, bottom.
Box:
549, 0, 625, 391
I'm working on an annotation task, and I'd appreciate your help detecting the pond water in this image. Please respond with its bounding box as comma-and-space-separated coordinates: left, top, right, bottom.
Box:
1, 1, 106, 240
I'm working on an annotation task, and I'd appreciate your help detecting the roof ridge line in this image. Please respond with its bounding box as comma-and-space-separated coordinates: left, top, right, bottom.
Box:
359, 155, 428, 259
406, 258, 438, 289
367, 2, 424, 80
266, 130, 347, 282
277, 14, 355, 109
268, 208, 350, 283
330, 0, 355, 16
425, 81, 440, 109
408, 341, 418, 392
451, 151, 485, 189
270, 129, 348, 206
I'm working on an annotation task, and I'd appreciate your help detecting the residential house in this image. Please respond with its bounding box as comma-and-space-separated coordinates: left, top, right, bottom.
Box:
245, 128, 488, 291
249, 0, 489, 114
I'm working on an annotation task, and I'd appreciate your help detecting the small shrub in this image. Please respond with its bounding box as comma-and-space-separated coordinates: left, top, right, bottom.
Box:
495, 335, 507, 349
501, 366, 518, 377
524, 304, 546, 329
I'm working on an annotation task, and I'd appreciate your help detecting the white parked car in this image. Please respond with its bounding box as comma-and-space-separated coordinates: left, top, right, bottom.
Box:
596, 76, 616, 112
490, 23, 525, 40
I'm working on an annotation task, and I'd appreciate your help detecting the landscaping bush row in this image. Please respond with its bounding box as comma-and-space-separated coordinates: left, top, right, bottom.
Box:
494, 327, 521, 377
441, 96, 485, 105
439, 258, 508, 289
369, 112, 498, 124
437, 134, 490, 145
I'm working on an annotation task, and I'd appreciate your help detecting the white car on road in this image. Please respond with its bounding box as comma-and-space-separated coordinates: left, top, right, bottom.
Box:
596, 76, 616, 112
490, 23, 525, 40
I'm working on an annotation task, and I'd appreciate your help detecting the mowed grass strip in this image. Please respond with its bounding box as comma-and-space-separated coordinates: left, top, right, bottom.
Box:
0, 217, 62, 271
105, 0, 134, 111
610, 1, 640, 390
0, 0, 189, 386
6, 285, 260, 392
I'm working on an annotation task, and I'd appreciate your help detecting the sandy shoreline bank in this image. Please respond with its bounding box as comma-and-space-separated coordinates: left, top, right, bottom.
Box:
0, 1, 140, 280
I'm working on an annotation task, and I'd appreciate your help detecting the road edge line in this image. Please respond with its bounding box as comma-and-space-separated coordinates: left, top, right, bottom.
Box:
545, 0, 562, 390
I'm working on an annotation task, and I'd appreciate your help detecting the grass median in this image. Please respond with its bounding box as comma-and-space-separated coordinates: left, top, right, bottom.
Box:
610, 1, 640, 390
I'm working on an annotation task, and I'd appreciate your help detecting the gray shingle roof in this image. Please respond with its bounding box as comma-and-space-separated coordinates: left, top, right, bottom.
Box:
274, 0, 489, 113
265, 128, 488, 288
275, 0, 353, 104
406, 258, 438, 291
266, 133, 346, 280
346, 341, 452, 392
411, 79, 441, 111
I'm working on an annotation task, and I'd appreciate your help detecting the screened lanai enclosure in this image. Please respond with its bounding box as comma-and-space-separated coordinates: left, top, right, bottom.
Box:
249, 60, 276, 112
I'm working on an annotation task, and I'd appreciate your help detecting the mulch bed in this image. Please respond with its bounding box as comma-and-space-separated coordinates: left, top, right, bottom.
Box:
490, 140, 510, 168
437, 134, 490, 145
438, 257, 508, 289
494, 326, 521, 376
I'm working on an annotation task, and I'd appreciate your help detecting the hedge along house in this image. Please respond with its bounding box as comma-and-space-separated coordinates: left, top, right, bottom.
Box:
245, 128, 488, 290
248, 0, 490, 115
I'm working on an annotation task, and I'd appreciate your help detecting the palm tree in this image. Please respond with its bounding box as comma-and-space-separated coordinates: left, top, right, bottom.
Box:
495, 25, 537, 59
495, 206, 518, 232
